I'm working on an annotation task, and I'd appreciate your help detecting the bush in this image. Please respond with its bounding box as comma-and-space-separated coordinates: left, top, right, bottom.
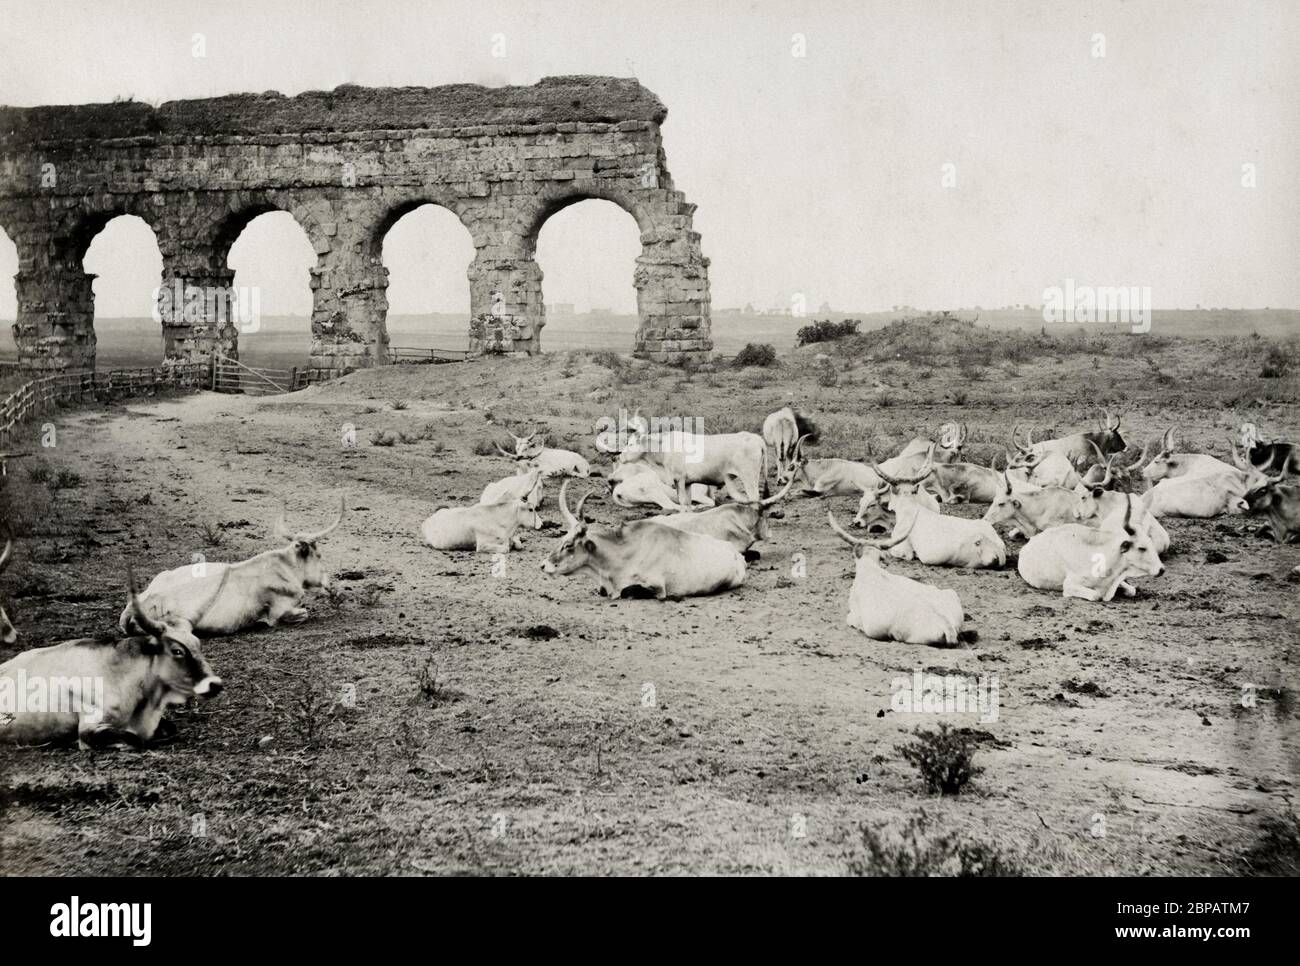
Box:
732, 343, 777, 368
797, 318, 861, 346
849, 809, 1021, 876
896, 722, 983, 795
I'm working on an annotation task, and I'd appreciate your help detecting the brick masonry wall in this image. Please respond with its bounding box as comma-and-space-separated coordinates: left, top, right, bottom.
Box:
0, 76, 712, 375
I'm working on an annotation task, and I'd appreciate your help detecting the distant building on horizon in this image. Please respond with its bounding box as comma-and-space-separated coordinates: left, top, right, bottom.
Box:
547, 302, 575, 316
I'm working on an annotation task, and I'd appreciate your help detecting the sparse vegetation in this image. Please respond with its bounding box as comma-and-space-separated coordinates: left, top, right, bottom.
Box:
732, 342, 778, 368
797, 318, 861, 346
897, 723, 984, 795
848, 809, 1021, 876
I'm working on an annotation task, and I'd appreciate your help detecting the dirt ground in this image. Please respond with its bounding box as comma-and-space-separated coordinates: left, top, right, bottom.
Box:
1, 326, 1297, 875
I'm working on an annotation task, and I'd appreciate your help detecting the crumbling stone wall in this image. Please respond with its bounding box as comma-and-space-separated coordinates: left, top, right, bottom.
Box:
0, 77, 712, 375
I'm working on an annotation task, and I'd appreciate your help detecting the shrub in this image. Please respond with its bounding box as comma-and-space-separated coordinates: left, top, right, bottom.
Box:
732, 343, 777, 368
797, 318, 861, 346
370, 429, 397, 447
896, 722, 983, 795
849, 809, 1021, 876
47, 469, 82, 491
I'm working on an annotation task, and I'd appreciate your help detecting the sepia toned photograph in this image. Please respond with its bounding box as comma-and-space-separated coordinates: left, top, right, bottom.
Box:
0, 0, 1295, 907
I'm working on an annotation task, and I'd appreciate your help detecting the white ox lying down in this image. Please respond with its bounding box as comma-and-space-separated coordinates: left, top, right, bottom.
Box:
618, 428, 765, 506
540, 482, 747, 600
643, 477, 795, 555
828, 512, 967, 647
497, 432, 591, 478
481, 467, 545, 513
925, 461, 1004, 504
7, 580, 222, 748
607, 461, 715, 511
866, 460, 1006, 568
1142, 470, 1251, 518
1018, 497, 1164, 601
1138, 429, 1237, 483
983, 473, 1097, 537
421, 495, 541, 552
123, 497, 344, 635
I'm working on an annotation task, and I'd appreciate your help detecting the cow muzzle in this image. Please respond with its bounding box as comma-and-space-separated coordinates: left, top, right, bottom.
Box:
194, 676, 224, 698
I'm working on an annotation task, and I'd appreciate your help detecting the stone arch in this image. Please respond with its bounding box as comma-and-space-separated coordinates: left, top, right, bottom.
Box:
224, 209, 316, 366
533, 198, 642, 347
81, 213, 164, 362
372, 199, 476, 349
0, 78, 712, 371
513, 185, 711, 361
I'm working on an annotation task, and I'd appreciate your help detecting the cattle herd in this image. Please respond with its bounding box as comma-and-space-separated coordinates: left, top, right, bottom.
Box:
0, 407, 1295, 751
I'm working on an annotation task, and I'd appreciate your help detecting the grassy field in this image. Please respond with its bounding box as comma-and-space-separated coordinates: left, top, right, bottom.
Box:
2, 308, 1297, 374
0, 316, 1297, 875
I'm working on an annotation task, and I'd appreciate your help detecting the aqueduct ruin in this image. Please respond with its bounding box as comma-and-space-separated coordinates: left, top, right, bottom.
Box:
0, 76, 712, 375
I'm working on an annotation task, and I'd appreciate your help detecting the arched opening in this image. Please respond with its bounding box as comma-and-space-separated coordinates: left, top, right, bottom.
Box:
81, 215, 162, 369
226, 211, 315, 368
534, 199, 642, 353
378, 203, 475, 354
0, 227, 17, 365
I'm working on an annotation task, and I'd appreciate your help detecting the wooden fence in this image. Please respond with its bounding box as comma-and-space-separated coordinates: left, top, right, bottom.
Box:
384, 345, 471, 365
0, 364, 206, 448
0, 344, 472, 448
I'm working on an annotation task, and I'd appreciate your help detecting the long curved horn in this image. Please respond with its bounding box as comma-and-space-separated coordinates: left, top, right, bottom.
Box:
1024, 428, 1036, 449
1122, 494, 1135, 535
1002, 470, 1013, 496
494, 441, 517, 459
0, 540, 9, 573
299, 493, 345, 542
1228, 436, 1247, 470
574, 489, 596, 524
760, 473, 797, 507
1085, 437, 1106, 467
827, 509, 867, 547
126, 567, 166, 640
272, 505, 291, 542
1010, 424, 1025, 452
1128, 437, 1154, 470
958, 422, 969, 446
1160, 427, 1175, 453
870, 454, 934, 488
558, 479, 577, 530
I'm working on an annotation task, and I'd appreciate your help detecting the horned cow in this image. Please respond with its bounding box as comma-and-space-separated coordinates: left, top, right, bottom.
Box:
4, 579, 222, 749
123, 497, 345, 635
540, 482, 746, 600
827, 512, 967, 647
1017, 497, 1164, 601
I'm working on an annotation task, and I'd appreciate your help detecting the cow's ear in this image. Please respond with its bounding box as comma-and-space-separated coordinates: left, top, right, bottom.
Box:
581, 538, 597, 553
1119, 540, 1133, 552
296, 540, 312, 559
1011, 499, 1021, 508
1092, 487, 1104, 498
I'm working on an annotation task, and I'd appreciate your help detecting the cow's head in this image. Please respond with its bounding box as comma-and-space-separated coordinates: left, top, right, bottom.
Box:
496, 432, 543, 461
775, 433, 814, 485
125, 572, 223, 700
540, 481, 599, 576
935, 422, 968, 463
1093, 410, 1126, 455
1113, 496, 1164, 580
273, 494, 345, 589
740, 474, 796, 538
1245, 464, 1293, 514
1138, 428, 1185, 482
0, 541, 15, 645
983, 471, 1024, 527
827, 509, 914, 567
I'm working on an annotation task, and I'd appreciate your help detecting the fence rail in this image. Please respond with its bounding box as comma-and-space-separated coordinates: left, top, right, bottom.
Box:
384, 345, 471, 365
0, 346, 472, 448
0, 364, 206, 448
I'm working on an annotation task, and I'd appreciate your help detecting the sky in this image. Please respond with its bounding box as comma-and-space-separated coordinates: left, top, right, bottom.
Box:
0, 0, 1297, 320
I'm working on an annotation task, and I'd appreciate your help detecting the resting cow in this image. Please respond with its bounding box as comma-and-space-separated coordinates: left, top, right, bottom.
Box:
643, 476, 795, 555
3, 579, 222, 749
828, 511, 967, 647
123, 497, 344, 635
421, 495, 541, 552
1017, 497, 1164, 601
540, 482, 746, 600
